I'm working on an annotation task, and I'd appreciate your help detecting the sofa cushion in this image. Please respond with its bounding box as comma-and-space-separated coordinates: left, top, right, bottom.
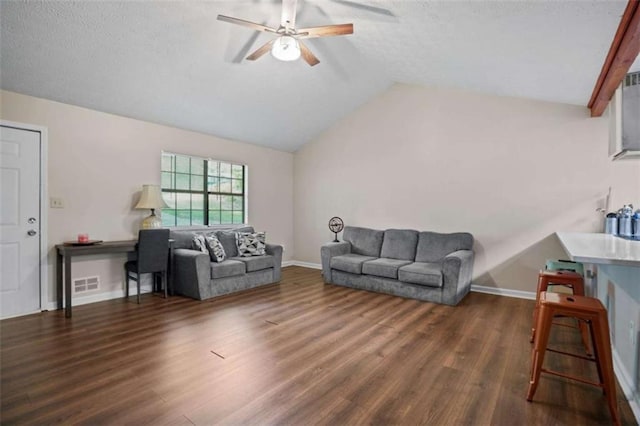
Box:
236, 232, 266, 257
171, 227, 254, 250
380, 229, 419, 261
362, 258, 413, 279
210, 259, 246, 279
204, 233, 226, 263
192, 234, 209, 253
216, 226, 254, 258
415, 232, 474, 263
171, 230, 205, 250
398, 262, 443, 288
331, 253, 376, 275
230, 255, 274, 272
343, 226, 384, 257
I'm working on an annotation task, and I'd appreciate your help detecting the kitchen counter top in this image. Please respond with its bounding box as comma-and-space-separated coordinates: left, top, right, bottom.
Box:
556, 232, 640, 267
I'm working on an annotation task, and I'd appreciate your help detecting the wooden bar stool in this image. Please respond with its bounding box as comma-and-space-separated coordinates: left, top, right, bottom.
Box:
527, 292, 620, 426
530, 270, 590, 356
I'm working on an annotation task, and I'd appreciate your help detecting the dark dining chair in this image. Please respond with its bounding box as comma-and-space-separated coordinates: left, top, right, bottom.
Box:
124, 229, 170, 303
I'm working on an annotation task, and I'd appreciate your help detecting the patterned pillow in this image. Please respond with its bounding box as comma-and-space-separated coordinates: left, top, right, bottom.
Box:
192, 235, 208, 254
236, 232, 266, 257
205, 233, 226, 263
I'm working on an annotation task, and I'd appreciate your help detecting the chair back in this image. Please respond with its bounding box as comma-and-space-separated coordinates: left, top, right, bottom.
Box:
136, 229, 170, 273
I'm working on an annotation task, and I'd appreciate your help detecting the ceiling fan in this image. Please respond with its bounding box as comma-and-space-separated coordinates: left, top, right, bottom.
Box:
217, 0, 354, 66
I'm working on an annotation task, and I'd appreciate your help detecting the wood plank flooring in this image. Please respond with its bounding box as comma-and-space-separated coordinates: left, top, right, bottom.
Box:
1, 266, 636, 425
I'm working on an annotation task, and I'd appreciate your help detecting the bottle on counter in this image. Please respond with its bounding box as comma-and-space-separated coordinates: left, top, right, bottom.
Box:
605, 213, 618, 235
618, 204, 634, 238
632, 210, 640, 240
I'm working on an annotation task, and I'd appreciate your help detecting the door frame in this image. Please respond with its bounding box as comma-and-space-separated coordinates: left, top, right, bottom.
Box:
1, 120, 49, 313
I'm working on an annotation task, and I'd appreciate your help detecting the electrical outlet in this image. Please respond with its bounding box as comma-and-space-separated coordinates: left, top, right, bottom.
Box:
50, 197, 64, 208
630, 321, 636, 345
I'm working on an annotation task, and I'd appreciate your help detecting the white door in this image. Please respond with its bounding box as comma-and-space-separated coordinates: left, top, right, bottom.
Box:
0, 125, 41, 318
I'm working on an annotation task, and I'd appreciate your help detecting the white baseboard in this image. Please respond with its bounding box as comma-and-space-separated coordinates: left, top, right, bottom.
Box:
43, 284, 153, 312
613, 347, 640, 423
1, 309, 43, 320
470, 284, 536, 300
286, 260, 322, 270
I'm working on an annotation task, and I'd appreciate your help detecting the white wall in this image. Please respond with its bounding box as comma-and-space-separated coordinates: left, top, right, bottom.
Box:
3, 84, 639, 303
293, 83, 640, 292
1, 90, 294, 305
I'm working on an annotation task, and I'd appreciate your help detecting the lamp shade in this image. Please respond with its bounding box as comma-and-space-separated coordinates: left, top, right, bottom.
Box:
135, 184, 168, 210
271, 36, 301, 61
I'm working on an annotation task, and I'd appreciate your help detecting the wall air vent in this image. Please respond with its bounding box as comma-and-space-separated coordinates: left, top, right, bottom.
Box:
624, 72, 640, 87
73, 276, 100, 293
609, 71, 640, 160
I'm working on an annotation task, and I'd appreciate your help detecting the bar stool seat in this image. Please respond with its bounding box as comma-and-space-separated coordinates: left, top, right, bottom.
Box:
531, 270, 590, 356
527, 291, 619, 426
545, 259, 584, 276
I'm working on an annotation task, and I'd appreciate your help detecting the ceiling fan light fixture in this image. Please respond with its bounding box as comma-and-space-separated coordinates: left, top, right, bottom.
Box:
271, 35, 301, 61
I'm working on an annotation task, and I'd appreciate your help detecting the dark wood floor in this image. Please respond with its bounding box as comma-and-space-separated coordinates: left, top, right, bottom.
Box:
1, 266, 636, 425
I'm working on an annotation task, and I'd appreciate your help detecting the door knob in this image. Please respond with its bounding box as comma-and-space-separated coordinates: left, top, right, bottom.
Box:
27, 229, 37, 236
28, 217, 37, 224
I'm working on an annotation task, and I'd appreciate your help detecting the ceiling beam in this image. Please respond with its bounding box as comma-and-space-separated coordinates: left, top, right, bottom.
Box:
589, 0, 640, 117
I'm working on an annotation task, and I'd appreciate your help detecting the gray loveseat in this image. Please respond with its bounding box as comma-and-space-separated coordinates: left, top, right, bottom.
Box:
321, 226, 474, 305
170, 226, 283, 300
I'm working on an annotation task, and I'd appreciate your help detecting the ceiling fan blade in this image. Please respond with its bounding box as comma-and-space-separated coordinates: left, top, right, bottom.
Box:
281, 0, 298, 29
246, 39, 275, 61
297, 23, 353, 39
217, 15, 278, 33
298, 40, 320, 66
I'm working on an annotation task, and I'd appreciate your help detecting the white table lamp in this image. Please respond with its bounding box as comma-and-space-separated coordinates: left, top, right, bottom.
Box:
135, 184, 168, 229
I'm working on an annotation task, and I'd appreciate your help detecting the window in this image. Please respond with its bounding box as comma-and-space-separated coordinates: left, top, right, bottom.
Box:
161, 152, 246, 227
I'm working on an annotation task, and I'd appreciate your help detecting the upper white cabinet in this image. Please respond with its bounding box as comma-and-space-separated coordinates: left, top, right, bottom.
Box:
609, 71, 640, 160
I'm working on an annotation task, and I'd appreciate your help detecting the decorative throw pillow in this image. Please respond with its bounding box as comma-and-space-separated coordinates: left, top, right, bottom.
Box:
236, 232, 266, 257
205, 233, 226, 263
191, 234, 208, 254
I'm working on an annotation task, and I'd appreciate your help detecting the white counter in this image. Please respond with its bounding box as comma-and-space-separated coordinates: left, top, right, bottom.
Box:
555, 232, 640, 267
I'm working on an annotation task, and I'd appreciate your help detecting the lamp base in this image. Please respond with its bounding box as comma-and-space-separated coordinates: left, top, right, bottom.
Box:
141, 209, 162, 229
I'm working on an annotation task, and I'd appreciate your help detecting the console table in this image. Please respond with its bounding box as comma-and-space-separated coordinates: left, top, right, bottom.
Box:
56, 240, 173, 318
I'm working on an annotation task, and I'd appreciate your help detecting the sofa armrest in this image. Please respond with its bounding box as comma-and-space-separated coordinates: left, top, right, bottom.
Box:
173, 248, 210, 300
266, 243, 283, 282
320, 241, 351, 283
442, 250, 475, 305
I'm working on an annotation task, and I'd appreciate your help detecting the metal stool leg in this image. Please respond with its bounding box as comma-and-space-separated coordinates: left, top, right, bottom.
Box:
592, 315, 620, 425
527, 299, 554, 401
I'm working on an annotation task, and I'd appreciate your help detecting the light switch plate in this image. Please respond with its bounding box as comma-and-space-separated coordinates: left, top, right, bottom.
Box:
50, 197, 64, 208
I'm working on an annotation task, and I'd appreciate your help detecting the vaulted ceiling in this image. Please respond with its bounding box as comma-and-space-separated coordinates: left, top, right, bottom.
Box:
0, 1, 631, 152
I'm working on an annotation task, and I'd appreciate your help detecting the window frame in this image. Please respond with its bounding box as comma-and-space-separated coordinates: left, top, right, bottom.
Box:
160, 151, 248, 227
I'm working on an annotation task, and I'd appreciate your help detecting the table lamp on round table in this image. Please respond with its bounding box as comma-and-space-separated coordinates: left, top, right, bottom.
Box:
135, 184, 168, 229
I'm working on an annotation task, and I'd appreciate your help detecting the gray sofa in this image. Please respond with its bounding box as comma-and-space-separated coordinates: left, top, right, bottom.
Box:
321, 226, 474, 306
170, 226, 283, 300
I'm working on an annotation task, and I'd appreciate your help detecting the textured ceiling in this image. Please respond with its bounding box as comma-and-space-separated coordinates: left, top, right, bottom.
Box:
0, 0, 628, 152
